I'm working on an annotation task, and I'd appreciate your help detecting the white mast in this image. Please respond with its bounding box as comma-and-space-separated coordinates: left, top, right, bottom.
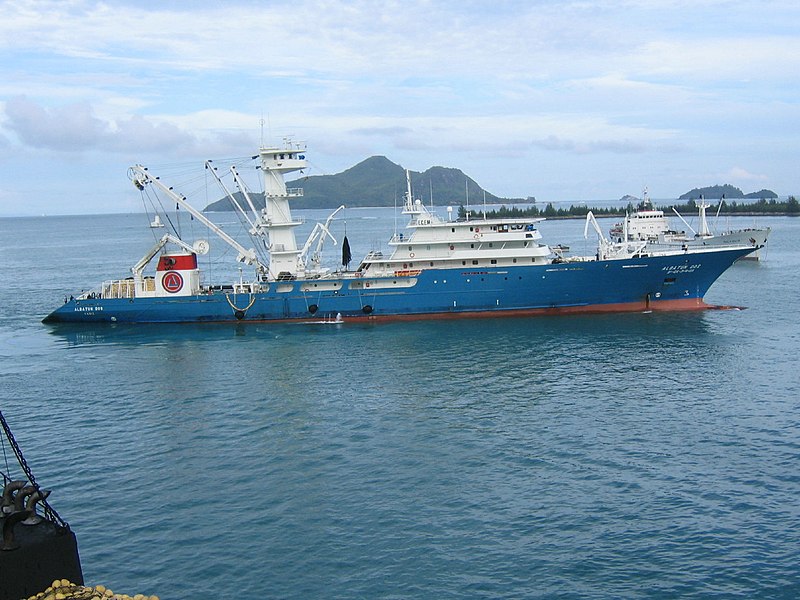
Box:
258, 139, 309, 279
402, 169, 421, 216
696, 196, 712, 238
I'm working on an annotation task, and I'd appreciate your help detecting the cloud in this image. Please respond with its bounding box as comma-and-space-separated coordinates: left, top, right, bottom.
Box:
4, 95, 107, 151
1, 0, 798, 214
3, 95, 198, 154
532, 135, 648, 155
722, 167, 768, 183
351, 127, 414, 137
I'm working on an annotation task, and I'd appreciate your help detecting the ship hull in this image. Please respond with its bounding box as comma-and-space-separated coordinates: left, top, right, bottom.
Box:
42, 247, 752, 324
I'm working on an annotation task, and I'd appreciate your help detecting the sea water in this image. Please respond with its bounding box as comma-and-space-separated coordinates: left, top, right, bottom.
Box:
1, 211, 798, 599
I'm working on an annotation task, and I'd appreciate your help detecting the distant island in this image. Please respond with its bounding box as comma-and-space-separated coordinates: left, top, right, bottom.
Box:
203, 156, 794, 216
678, 184, 778, 200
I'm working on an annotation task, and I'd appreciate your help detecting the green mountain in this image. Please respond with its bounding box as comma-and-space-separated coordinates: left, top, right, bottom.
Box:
679, 185, 777, 200
743, 189, 779, 199
203, 156, 509, 211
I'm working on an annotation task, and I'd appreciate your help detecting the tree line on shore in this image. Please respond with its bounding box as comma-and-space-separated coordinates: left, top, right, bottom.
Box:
460, 196, 799, 220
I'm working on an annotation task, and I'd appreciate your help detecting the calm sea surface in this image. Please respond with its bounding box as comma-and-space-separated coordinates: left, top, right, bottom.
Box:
1, 211, 798, 599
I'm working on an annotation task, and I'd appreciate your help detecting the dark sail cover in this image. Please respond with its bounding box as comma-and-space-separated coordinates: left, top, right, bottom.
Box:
341, 236, 352, 269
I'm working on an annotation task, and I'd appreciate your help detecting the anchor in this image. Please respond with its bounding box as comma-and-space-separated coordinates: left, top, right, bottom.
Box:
225, 293, 256, 320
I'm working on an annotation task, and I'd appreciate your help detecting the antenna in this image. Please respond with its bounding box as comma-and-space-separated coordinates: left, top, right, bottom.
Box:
260, 114, 265, 147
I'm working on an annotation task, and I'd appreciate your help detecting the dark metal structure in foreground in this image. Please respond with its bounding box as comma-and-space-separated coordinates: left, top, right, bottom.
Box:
1, 411, 83, 600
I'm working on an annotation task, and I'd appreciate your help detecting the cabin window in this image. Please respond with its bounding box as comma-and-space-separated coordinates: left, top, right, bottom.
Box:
470, 226, 474, 232
472, 260, 479, 265
426, 245, 431, 250
490, 259, 497, 264
462, 261, 466, 265
488, 243, 494, 248
429, 262, 433, 267
470, 243, 475, 249
513, 258, 517, 263
408, 246, 412, 251
451, 228, 455, 233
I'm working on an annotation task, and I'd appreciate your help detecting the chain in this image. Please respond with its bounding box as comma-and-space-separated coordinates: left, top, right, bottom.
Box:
0, 410, 69, 530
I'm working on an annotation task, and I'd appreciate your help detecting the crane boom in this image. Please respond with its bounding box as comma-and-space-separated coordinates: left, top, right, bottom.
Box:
129, 165, 267, 273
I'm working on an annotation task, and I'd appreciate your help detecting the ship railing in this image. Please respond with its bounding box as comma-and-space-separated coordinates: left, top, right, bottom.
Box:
265, 216, 305, 226
101, 279, 138, 299
232, 282, 259, 294
287, 188, 304, 197
359, 250, 385, 264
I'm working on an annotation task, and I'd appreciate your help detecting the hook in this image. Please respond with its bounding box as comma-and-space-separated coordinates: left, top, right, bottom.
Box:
22, 489, 51, 526
13, 485, 37, 512
1, 480, 27, 515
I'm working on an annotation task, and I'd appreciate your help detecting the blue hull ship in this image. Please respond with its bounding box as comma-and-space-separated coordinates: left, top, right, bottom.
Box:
43, 142, 756, 325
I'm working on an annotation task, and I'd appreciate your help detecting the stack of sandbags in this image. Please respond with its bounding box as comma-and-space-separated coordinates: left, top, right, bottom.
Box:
24, 579, 158, 600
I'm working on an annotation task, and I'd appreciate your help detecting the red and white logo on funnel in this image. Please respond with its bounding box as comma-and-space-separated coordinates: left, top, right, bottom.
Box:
162, 271, 184, 293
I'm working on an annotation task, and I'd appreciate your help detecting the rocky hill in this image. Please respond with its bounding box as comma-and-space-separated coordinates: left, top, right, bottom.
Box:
204, 156, 512, 211
678, 185, 777, 200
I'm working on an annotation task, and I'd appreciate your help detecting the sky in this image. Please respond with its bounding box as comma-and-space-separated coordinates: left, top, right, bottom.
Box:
1, 0, 798, 216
